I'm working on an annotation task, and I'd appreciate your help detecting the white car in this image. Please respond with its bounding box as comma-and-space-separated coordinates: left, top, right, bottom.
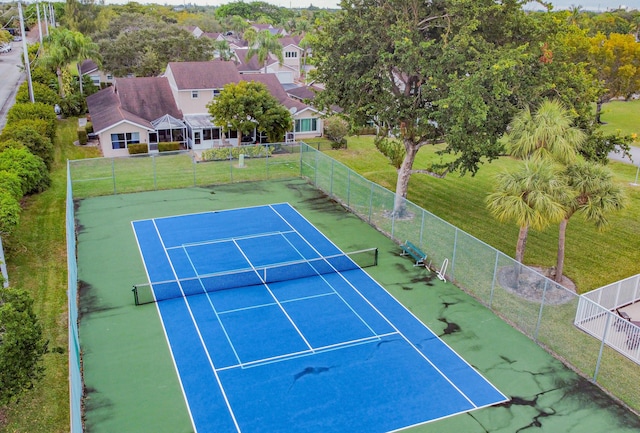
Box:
0, 43, 11, 54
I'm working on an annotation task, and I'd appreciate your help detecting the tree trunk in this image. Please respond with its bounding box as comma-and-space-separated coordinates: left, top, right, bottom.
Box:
57, 67, 65, 98
595, 99, 603, 124
515, 224, 529, 263
392, 141, 419, 217
78, 62, 83, 96
555, 218, 568, 283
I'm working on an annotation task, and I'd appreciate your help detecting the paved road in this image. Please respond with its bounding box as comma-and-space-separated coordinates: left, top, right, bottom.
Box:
609, 145, 640, 167
0, 40, 26, 131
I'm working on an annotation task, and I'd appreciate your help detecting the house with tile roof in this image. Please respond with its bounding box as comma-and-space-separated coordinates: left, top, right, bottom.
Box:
87, 60, 324, 154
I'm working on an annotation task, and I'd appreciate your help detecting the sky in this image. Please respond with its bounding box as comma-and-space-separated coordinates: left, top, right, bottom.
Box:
100, 0, 640, 12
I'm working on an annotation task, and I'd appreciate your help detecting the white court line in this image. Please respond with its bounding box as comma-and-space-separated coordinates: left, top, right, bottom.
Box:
231, 238, 316, 353
182, 246, 242, 367
168, 230, 296, 250
218, 291, 335, 315
217, 331, 399, 372
270, 205, 382, 342
269, 204, 483, 408
131, 221, 198, 432
152, 220, 242, 433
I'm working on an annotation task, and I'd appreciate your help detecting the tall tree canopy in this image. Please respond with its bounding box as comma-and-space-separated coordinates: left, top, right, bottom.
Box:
312, 0, 593, 214
207, 80, 292, 144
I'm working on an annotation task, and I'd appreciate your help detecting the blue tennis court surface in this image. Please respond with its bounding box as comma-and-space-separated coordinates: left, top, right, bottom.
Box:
132, 203, 507, 433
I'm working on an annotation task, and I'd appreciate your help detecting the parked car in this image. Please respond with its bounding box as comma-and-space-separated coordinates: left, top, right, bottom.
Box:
13, 36, 21, 42
0, 43, 12, 54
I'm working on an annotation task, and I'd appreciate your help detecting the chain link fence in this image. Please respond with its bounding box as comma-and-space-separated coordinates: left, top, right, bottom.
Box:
67, 143, 640, 431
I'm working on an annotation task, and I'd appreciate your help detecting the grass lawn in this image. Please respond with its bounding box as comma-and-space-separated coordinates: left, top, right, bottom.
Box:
326, 136, 640, 293
600, 99, 640, 143
0, 119, 100, 433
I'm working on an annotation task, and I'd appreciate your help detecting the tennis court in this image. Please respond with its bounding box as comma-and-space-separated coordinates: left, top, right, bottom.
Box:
131, 203, 506, 433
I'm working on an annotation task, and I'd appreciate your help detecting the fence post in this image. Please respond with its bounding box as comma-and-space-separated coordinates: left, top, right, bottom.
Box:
347, 170, 351, 208
534, 280, 548, 341
419, 209, 425, 246
153, 155, 157, 190
593, 312, 613, 382
489, 250, 500, 308
330, 159, 334, 197
450, 228, 458, 281
192, 154, 197, 187
368, 181, 374, 223
112, 158, 116, 194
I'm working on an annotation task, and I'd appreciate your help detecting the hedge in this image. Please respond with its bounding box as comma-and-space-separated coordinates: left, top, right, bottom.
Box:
0, 170, 23, 201
201, 145, 272, 161
1, 126, 54, 168
158, 142, 181, 152
0, 147, 50, 195
0, 190, 21, 236
77, 129, 88, 146
127, 143, 149, 154
6, 103, 57, 142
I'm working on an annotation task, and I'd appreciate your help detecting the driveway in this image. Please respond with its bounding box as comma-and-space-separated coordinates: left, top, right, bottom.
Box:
609, 144, 640, 166
0, 40, 25, 131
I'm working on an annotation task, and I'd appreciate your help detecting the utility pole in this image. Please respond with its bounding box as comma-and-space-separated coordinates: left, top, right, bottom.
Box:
43, 2, 49, 37
36, 1, 43, 47
18, 1, 34, 103
49, 2, 56, 28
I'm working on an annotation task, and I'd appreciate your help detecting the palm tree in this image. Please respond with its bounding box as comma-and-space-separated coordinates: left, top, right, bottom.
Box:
555, 161, 626, 282
247, 30, 283, 74
505, 99, 586, 165
39, 29, 100, 98
486, 161, 567, 264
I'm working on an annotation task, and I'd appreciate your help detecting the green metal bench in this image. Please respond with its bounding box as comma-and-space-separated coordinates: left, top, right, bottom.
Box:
400, 240, 427, 266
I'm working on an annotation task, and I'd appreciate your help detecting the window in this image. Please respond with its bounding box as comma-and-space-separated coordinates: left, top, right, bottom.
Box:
192, 90, 199, 99
285, 51, 297, 58
212, 89, 220, 98
203, 128, 220, 141
110, 132, 140, 149
106, 74, 113, 80
194, 131, 201, 145
90, 75, 100, 86
149, 132, 158, 143
295, 118, 317, 133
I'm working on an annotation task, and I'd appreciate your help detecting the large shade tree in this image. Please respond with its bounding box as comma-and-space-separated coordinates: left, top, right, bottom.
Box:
312, 0, 590, 215
207, 80, 292, 144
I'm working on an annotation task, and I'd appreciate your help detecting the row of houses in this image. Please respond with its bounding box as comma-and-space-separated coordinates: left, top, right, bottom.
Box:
86, 60, 324, 156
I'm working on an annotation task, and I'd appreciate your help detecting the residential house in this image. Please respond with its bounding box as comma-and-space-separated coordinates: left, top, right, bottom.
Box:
86, 77, 185, 156
164, 60, 243, 149
87, 60, 324, 155
80, 59, 114, 88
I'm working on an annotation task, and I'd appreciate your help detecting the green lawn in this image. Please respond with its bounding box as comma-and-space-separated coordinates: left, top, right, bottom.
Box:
1, 119, 100, 433
326, 136, 640, 293
600, 99, 640, 142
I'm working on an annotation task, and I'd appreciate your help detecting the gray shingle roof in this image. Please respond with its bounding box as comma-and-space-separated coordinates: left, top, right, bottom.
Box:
167, 60, 241, 90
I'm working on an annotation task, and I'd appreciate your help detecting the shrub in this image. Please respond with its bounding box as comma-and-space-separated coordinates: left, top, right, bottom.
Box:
127, 143, 149, 154
0, 286, 46, 405
0, 170, 23, 201
356, 126, 377, 135
1, 119, 50, 143
0, 147, 50, 195
0, 139, 26, 153
0, 190, 20, 236
158, 142, 181, 152
331, 138, 347, 149
201, 145, 272, 161
1, 126, 54, 168
15, 81, 60, 107
6, 103, 57, 142
323, 116, 350, 144
77, 128, 88, 146
30, 65, 57, 90
85, 122, 93, 133
59, 94, 86, 117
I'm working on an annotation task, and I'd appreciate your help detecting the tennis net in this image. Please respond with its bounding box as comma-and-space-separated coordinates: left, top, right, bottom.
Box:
133, 247, 378, 305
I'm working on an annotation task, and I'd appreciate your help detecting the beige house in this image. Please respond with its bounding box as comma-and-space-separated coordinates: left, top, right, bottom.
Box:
87, 61, 324, 155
